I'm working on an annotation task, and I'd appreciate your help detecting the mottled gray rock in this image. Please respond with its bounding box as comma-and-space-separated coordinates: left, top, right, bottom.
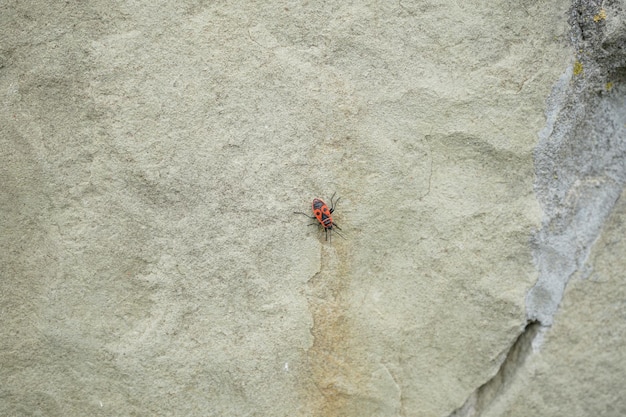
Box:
528, 0, 626, 327
487, 1, 626, 416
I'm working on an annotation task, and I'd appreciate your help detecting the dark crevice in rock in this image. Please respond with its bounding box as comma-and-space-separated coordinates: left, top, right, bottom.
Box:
448, 321, 542, 417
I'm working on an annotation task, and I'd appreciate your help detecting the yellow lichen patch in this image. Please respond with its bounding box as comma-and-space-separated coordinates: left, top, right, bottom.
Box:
573, 61, 584, 76
593, 9, 607, 22
606, 82, 613, 91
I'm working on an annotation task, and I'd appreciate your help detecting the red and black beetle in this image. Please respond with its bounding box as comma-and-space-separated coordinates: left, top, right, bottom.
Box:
294, 192, 345, 242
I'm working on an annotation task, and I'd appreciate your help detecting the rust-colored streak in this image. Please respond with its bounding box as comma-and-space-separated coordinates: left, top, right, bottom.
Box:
304, 247, 363, 417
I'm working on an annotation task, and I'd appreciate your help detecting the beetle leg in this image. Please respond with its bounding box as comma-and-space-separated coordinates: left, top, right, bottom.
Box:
331, 223, 346, 240
294, 211, 315, 219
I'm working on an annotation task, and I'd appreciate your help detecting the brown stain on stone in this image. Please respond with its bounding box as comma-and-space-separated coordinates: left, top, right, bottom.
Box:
305, 244, 364, 417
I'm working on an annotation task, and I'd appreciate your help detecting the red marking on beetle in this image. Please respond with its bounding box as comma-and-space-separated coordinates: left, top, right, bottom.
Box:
294, 192, 345, 242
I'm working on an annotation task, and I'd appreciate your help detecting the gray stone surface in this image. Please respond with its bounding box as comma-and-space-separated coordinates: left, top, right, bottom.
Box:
3, 0, 623, 416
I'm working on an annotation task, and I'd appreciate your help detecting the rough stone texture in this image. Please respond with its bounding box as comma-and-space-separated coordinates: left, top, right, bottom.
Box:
4, 0, 623, 416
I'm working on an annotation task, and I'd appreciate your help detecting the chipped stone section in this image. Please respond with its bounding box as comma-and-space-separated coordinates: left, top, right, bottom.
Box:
527, 0, 626, 326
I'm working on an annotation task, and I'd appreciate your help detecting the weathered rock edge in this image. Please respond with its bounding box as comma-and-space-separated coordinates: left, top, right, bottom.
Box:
449, 0, 626, 415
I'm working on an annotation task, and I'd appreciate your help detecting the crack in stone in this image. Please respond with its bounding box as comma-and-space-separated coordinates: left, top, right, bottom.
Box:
448, 321, 542, 417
